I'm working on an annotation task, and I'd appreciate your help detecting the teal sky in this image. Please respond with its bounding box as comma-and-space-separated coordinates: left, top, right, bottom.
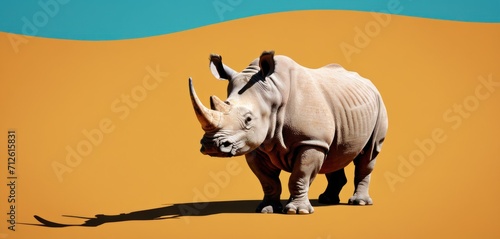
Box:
0, 0, 498, 40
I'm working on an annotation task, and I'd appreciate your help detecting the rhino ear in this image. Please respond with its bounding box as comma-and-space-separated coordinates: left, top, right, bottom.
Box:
259, 50, 275, 78
209, 54, 237, 81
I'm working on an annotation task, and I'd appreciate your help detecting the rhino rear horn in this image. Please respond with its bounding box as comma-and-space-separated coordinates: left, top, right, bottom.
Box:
209, 54, 237, 80
210, 95, 231, 113
189, 78, 223, 131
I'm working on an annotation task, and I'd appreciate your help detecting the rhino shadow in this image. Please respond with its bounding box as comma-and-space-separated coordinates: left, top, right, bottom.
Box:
25, 199, 341, 227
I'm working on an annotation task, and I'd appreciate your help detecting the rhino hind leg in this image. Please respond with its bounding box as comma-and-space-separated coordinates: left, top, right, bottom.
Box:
349, 123, 386, 205
318, 168, 348, 205
245, 151, 283, 213
285, 146, 325, 214
349, 151, 375, 205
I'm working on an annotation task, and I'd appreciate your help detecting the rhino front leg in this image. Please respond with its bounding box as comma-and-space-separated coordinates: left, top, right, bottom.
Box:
246, 151, 283, 213
286, 146, 324, 214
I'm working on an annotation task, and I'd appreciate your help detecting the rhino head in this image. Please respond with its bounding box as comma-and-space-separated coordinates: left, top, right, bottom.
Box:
189, 51, 277, 157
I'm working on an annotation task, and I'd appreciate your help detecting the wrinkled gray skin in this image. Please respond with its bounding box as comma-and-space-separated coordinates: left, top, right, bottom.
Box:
189, 51, 388, 214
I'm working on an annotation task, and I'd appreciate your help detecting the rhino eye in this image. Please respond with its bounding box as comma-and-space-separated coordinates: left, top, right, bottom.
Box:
245, 116, 252, 124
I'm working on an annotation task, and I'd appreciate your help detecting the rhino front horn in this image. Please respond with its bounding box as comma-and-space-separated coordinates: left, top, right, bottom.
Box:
189, 78, 223, 131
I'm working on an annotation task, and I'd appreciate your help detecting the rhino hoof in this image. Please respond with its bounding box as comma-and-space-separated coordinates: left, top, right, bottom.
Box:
348, 194, 373, 205
256, 201, 282, 214
284, 200, 314, 214
286, 208, 311, 214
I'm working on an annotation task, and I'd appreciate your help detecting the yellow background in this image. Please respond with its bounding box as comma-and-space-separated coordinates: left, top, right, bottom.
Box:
1, 10, 499, 238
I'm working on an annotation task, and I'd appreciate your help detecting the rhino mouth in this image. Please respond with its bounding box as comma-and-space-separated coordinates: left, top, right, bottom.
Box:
200, 144, 234, 158
200, 138, 236, 157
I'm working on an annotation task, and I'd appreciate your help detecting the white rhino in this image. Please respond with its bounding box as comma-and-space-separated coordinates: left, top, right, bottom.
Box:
189, 51, 388, 214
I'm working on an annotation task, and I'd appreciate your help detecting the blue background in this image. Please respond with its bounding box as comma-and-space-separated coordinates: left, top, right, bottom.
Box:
0, 0, 499, 40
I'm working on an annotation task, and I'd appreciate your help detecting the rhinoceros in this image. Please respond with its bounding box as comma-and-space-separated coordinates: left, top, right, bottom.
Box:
188, 51, 388, 214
